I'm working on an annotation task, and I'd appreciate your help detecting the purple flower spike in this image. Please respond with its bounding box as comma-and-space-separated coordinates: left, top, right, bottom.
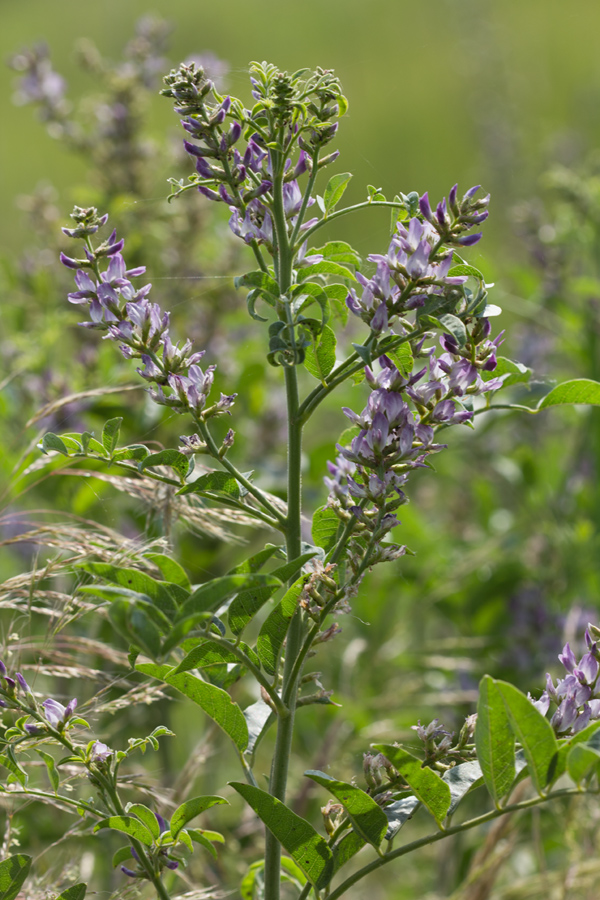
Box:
0, 660, 6, 677
449, 183, 458, 208
164, 859, 179, 870
121, 866, 137, 877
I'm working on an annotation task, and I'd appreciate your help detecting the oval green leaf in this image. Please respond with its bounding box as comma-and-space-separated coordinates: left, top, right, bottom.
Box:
256, 576, 306, 675
0, 854, 32, 900
494, 679, 559, 795
55, 885, 87, 900
93, 816, 154, 846
567, 742, 600, 785
475, 675, 516, 805
305, 770, 388, 847
170, 796, 228, 838
371, 745, 451, 826
538, 378, 600, 410
136, 663, 249, 751
231, 782, 334, 890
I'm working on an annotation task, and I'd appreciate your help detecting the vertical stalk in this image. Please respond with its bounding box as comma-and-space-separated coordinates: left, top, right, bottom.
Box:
263, 151, 306, 900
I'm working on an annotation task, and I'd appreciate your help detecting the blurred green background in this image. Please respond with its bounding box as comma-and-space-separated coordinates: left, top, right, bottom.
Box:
4, 0, 600, 260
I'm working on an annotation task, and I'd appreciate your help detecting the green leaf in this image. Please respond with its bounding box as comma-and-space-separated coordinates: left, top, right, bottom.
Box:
553, 719, 600, 781
442, 760, 483, 814
94, 816, 154, 846
371, 745, 451, 825
494, 680, 559, 795
37, 750, 59, 792
235, 270, 280, 299
144, 554, 191, 592
55, 884, 87, 900
186, 829, 219, 857
78, 563, 179, 616
241, 861, 264, 900
101, 417, 122, 456
170, 796, 228, 838
448, 263, 484, 280
332, 830, 365, 875
482, 357, 531, 387
127, 604, 163, 659
280, 855, 307, 887
566, 742, 600, 785
271, 551, 317, 584
178, 574, 282, 620
314, 241, 361, 267
41, 433, 69, 456
111, 444, 149, 462
0, 748, 27, 787
228, 545, 283, 575
323, 172, 352, 214
383, 342, 414, 377
0, 854, 32, 900
228, 584, 281, 636
352, 342, 373, 366
127, 804, 160, 839
383, 797, 419, 839
244, 699, 274, 754
475, 675, 516, 805
171, 640, 259, 675
178, 471, 240, 499
304, 325, 337, 382
231, 783, 334, 889
439, 314, 467, 348
136, 663, 249, 751
56, 434, 83, 452
139, 449, 190, 481
311, 506, 340, 553
256, 576, 306, 674
299, 260, 356, 281
538, 378, 600, 410
112, 846, 134, 868
305, 770, 388, 847
177, 829, 194, 852
324, 282, 350, 324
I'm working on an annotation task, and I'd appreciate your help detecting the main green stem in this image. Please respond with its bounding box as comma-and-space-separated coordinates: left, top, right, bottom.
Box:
263, 151, 306, 900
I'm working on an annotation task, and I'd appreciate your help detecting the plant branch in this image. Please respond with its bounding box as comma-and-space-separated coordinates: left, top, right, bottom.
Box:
326, 788, 589, 900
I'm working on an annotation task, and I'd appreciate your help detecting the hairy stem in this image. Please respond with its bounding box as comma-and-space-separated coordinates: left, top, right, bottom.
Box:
263, 152, 305, 900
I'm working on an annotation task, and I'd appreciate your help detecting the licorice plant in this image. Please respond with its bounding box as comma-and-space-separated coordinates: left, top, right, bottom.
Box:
4, 60, 600, 900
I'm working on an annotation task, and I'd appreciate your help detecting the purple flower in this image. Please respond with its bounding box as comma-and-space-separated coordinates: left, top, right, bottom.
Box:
551, 696, 579, 734
43, 697, 77, 728
155, 812, 169, 834
558, 642, 577, 673
90, 741, 112, 761
16, 673, 31, 694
